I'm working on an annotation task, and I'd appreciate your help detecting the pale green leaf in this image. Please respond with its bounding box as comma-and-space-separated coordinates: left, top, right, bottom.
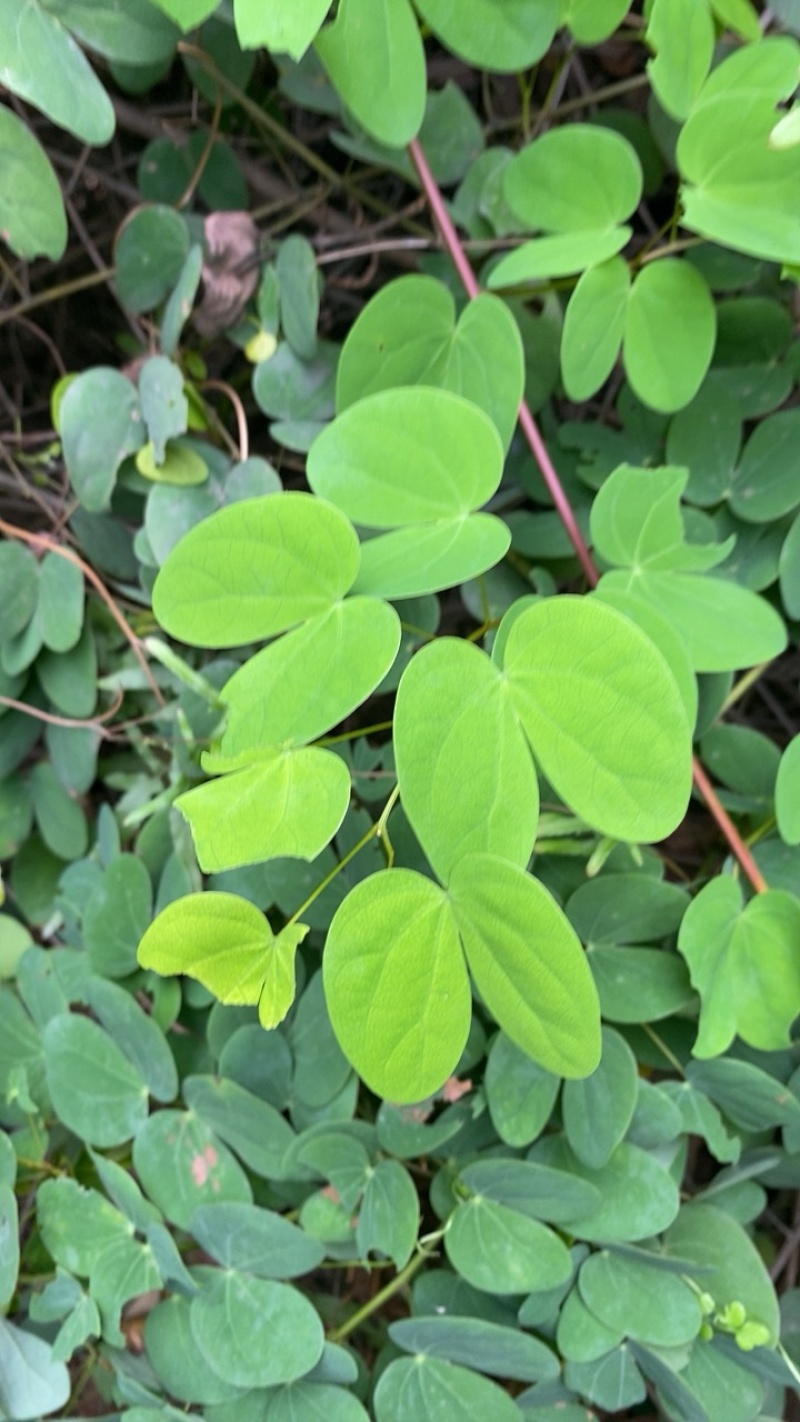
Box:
337, 279, 524, 451
623, 259, 716, 413
0, 1318, 70, 1421
590, 463, 731, 573
561, 256, 630, 401
133, 1111, 252, 1228
711, 0, 762, 39
776, 735, 800, 845
646, 0, 715, 119
531, 1136, 681, 1241
191, 1268, 323, 1388
217, 598, 401, 759
308, 387, 503, 527
175, 747, 351, 871
579, 1251, 701, 1347
562, 0, 632, 44
323, 869, 471, 1102
136, 438, 208, 486
138, 891, 307, 1031
152, 493, 360, 647
413, 0, 559, 72
43, 1014, 149, 1147
0, 105, 66, 260
599, 567, 788, 671
191, 1201, 325, 1279
0, 0, 114, 143
235, 0, 333, 57
315, 0, 425, 147
0, 543, 39, 641
504, 125, 642, 232
390, 1314, 558, 1382
591, 585, 698, 728
38, 552, 84, 653
352, 514, 511, 600
450, 853, 601, 1078
138, 355, 188, 464
487, 227, 631, 286
394, 638, 539, 884
504, 596, 693, 842
678, 876, 800, 1056
730, 410, 800, 523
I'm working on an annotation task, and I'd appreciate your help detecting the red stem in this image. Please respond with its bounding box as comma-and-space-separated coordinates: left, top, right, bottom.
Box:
408, 136, 767, 894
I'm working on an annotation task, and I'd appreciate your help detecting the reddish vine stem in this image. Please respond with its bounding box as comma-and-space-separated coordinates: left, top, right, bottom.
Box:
407, 136, 768, 896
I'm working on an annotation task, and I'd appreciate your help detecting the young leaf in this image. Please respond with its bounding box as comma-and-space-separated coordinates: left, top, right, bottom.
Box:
776, 734, 800, 844
665, 1203, 780, 1345
336, 278, 525, 451
138, 891, 305, 1031
450, 853, 601, 1078
590, 464, 732, 574
217, 598, 401, 760
623, 260, 716, 413
315, 0, 425, 147
308, 387, 503, 527
394, 638, 539, 884
504, 596, 693, 842
352, 514, 511, 600
677, 876, 800, 1056
235, 0, 333, 58
561, 256, 630, 401
152, 493, 360, 647
413, 0, 559, 72
646, 0, 715, 120
0, 0, 114, 144
323, 869, 471, 1102
504, 124, 642, 233
174, 748, 351, 871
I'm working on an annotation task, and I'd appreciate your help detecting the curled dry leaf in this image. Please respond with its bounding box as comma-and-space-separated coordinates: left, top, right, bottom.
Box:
194, 211, 260, 338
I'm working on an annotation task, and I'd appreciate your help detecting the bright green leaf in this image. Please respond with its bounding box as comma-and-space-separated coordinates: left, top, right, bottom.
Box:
449, 853, 601, 1078
590, 463, 731, 573
678, 875, 800, 1056
487, 227, 632, 287
504, 125, 642, 233
175, 747, 351, 871
776, 735, 800, 845
352, 514, 511, 600
623, 259, 716, 412
562, 0, 632, 44
153, 492, 359, 647
413, 0, 559, 72
504, 596, 693, 842
323, 869, 471, 1102
561, 256, 630, 401
646, 0, 716, 119
308, 388, 503, 527
315, 0, 425, 147
235, 0, 333, 57
394, 638, 538, 884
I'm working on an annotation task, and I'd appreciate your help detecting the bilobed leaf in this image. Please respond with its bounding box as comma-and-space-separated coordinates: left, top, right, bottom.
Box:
530, 1136, 681, 1241
484, 1033, 560, 1147
599, 566, 787, 671
561, 256, 630, 401
217, 599, 401, 759
589, 584, 698, 728
729, 409, 800, 523
394, 638, 539, 884
336, 278, 524, 451
459, 1157, 600, 1226
677, 875, 800, 1056
646, 0, 715, 119
144, 1288, 243, 1405
776, 735, 800, 844
84, 977, 178, 1103
114, 204, 190, 314
562, 0, 632, 43
138, 355, 188, 464
449, 854, 601, 1078
504, 124, 642, 232
315, 0, 425, 146
445, 1195, 572, 1294
413, 0, 559, 72
149, 0, 219, 29
175, 747, 351, 871
308, 388, 503, 527
374, 1355, 522, 1422
235, 0, 333, 57
84, 854, 153, 979
0, 0, 114, 143
43, 1014, 149, 1147
504, 596, 692, 842
590, 464, 731, 573
623, 259, 716, 412
352, 514, 511, 600
711, 0, 762, 39
138, 891, 308, 1029
153, 493, 360, 647
60, 368, 145, 511
191, 1269, 323, 1388
43, 0, 179, 65
323, 869, 471, 1102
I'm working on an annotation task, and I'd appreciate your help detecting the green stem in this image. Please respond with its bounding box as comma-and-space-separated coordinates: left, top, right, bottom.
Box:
286, 787, 400, 926
328, 1245, 431, 1344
